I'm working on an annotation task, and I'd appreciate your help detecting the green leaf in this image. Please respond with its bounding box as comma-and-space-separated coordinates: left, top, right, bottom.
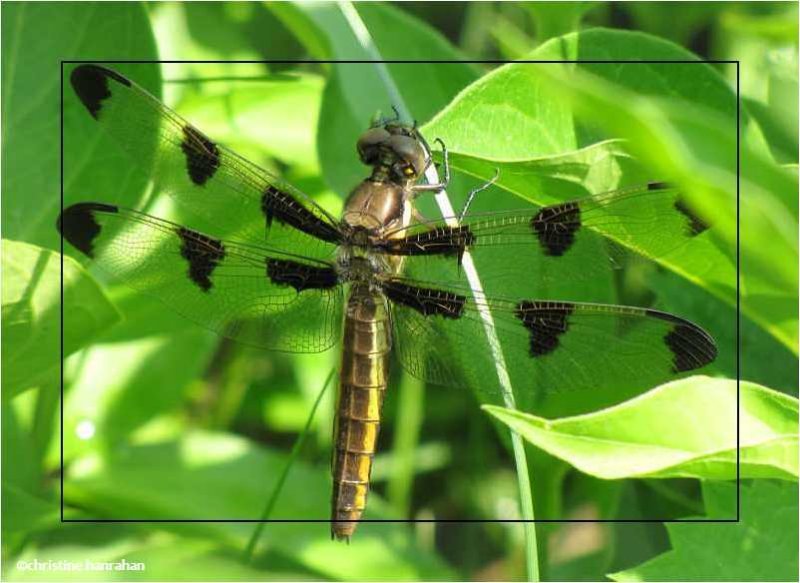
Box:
64, 431, 455, 579
422, 56, 577, 159
532, 29, 739, 128
483, 378, 798, 481
419, 34, 742, 354
525, 49, 797, 352
301, 1, 480, 195
623, 3, 724, 47
745, 47, 799, 164
60, 329, 216, 463
1, 482, 59, 541
2, 240, 119, 398
610, 481, 799, 582
2, 3, 158, 251
526, 2, 599, 42
177, 72, 325, 172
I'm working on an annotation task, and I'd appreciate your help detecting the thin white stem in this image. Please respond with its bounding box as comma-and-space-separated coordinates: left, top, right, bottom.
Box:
339, 4, 539, 579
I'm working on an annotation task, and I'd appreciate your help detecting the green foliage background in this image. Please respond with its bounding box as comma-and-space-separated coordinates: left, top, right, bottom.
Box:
1, 1, 797, 581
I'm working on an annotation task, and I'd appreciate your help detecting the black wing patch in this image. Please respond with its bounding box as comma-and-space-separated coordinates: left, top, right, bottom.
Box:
266, 258, 339, 292
650, 181, 709, 237
643, 308, 718, 372
56, 202, 344, 353
673, 198, 709, 236
515, 300, 575, 357
389, 284, 718, 404
68, 64, 342, 258
261, 186, 342, 244
530, 201, 581, 256
382, 181, 718, 288
382, 281, 466, 319
57, 202, 119, 258
177, 227, 226, 292
378, 225, 475, 262
182, 124, 220, 186
70, 64, 131, 120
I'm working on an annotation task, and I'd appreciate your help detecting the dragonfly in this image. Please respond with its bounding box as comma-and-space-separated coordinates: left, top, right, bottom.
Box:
59, 64, 717, 541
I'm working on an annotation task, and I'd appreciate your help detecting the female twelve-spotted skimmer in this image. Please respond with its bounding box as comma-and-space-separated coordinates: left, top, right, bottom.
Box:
59, 64, 717, 541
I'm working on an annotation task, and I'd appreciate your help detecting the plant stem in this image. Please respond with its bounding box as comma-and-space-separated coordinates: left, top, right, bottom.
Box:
511, 438, 539, 581
243, 369, 334, 562
340, 4, 540, 578
387, 374, 424, 516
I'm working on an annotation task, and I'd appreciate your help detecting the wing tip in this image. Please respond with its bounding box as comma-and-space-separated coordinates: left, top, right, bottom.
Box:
57, 202, 118, 258
70, 64, 131, 119
643, 308, 718, 372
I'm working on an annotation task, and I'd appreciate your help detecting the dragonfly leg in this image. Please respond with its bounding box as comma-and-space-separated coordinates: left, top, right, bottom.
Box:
411, 137, 450, 193
458, 168, 500, 224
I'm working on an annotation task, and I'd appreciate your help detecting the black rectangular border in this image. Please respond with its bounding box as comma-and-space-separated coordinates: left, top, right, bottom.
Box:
59, 58, 741, 526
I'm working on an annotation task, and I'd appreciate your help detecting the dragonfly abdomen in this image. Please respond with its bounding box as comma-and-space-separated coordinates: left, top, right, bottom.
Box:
332, 284, 391, 541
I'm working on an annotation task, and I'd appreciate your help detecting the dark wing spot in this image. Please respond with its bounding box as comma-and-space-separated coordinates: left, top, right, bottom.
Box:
380, 225, 475, 264
182, 125, 220, 186
643, 309, 717, 372
177, 227, 225, 292
266, 258, 339, 292
383, 281, 465, 319
515, 300, 575, 357
674, 197, 709, 236
57, 202, 119, 258
261, 186, 342, 244
531, 201, 582, 256
70, 64, 131, 120
647, 181, 669, 191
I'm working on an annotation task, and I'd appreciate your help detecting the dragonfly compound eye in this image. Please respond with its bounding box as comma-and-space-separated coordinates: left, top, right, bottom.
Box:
387, 134, 427, 179
357, 127, 390, 165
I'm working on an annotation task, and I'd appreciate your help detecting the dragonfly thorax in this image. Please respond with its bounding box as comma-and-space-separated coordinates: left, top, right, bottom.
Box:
335, 247, 393, 287
342, 180, 411, 236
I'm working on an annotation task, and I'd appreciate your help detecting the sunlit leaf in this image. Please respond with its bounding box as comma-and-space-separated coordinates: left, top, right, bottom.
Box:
484, 378, 798, 481
2, 240, 119, 398
610, 481, 799, 582
65, 431, 455, 579
2, 2, 158, 251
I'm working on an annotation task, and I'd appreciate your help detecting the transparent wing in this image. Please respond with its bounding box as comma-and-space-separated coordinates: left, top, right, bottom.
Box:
69, 64, 342, 261
380, 182, 710, 287
58, 202, 344, 352
384, 276, 717, 409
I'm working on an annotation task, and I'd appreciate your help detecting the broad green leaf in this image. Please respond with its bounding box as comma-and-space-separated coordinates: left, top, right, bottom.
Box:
64, 431, 455, 580
155, 3, 307, 63
419, 35, 742, 361
58, 329, 216, 464
424, 29, 739, 158
267, 2, 332, 60
610, 480, 799, 582
2, 240, 119, 398
178, 73, 325, 172
299, 1, 480, 195
1, 483, 59, 542
484, 378, 798, 481
2, 3, 158, 251
422, 56, 577, 159
527, 56, 797, 352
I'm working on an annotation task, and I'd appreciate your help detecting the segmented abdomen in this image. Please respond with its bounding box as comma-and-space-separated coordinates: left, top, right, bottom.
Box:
331, 284, 391, 541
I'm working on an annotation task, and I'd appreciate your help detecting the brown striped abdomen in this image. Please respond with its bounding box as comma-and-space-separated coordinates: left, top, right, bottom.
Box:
331, 284, 391, 541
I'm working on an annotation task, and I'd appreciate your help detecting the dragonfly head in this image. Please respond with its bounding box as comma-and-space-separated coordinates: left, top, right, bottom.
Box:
357, 121, 429, 184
